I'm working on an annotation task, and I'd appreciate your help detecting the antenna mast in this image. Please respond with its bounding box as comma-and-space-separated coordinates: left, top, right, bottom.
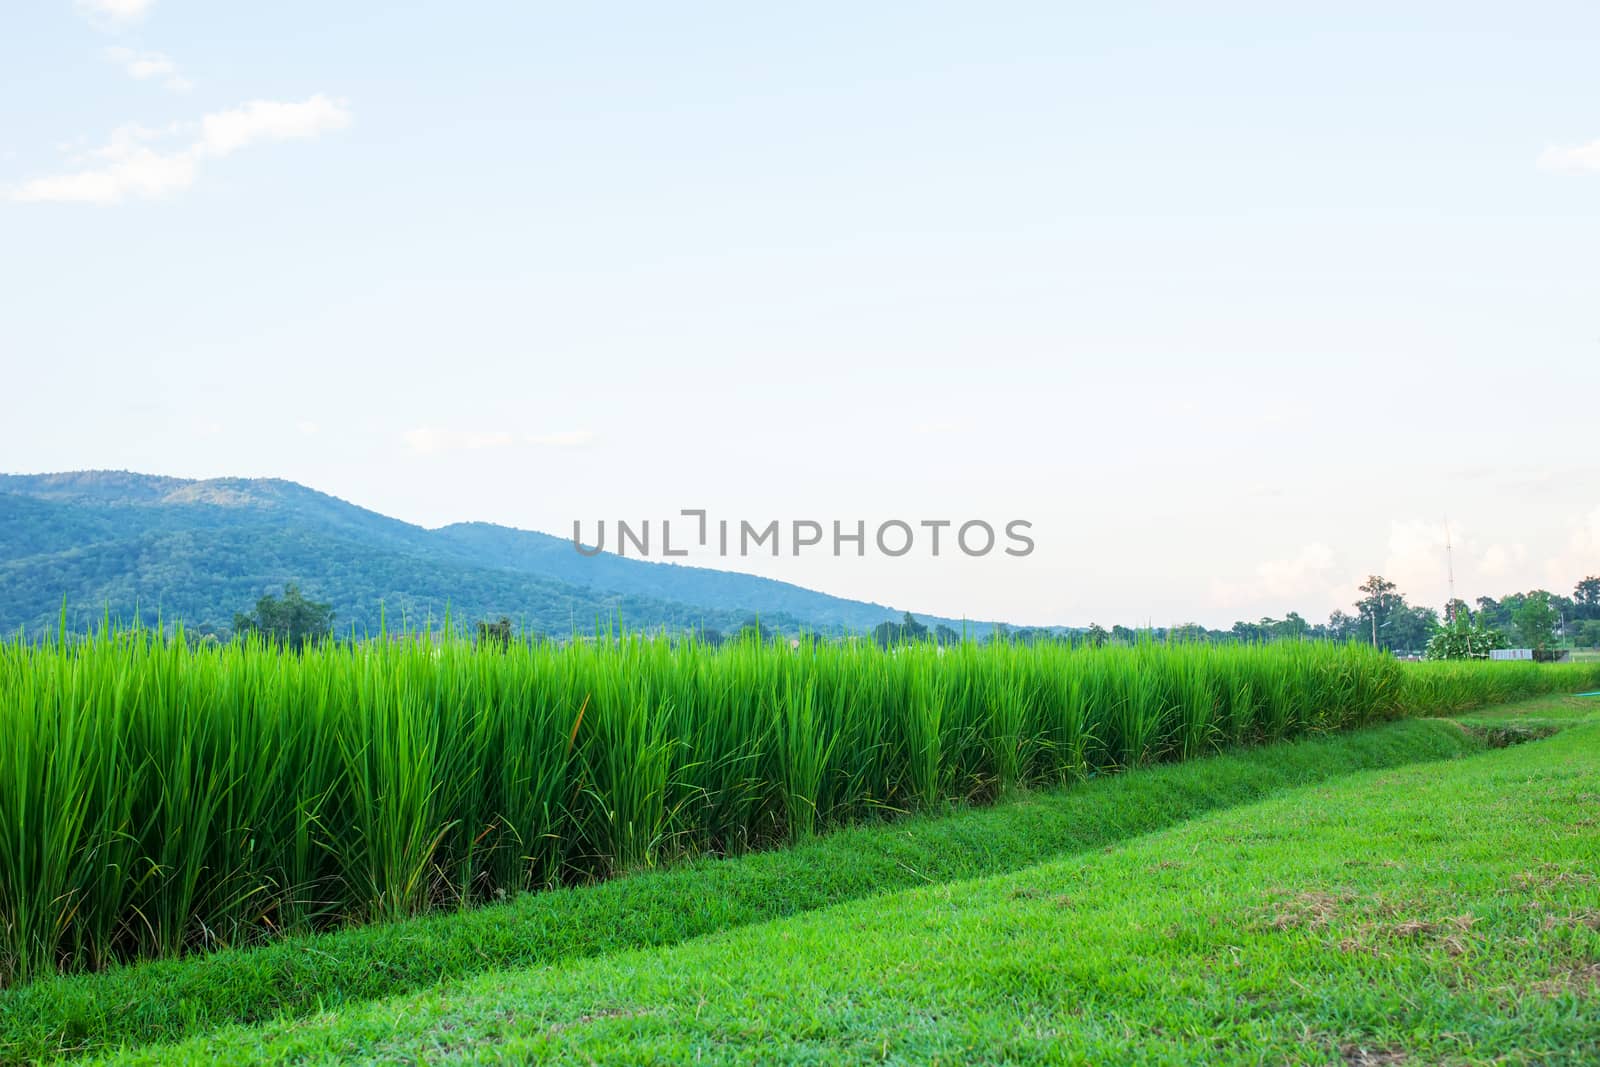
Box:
1445, 519, 1457, 619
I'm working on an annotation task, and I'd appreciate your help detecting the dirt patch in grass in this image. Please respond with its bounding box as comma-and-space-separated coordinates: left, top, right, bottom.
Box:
1260, 890, 1350, 933
1453, 722, 1562, 748
1339, 1043, 1409, 1066
1507, 864, 1597, 893
545, 1007, 655, 1035
1334, 912, 1480, 959
1531, 960, 1600, 998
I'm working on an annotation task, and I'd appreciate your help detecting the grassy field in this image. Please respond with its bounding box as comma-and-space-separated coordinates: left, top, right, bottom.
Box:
77, 694, 1600, 1066
4, 633, 1597, 1063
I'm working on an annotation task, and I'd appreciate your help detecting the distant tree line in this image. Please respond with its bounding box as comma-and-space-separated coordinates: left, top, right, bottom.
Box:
1070, 575, 1599, 656
218, 573, 1600, 658
881, 574, 1600, 656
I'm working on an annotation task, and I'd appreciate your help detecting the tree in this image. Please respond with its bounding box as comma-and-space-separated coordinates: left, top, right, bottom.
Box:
1575, 576, 1600, 621
1575, 619, 1600, 649
1511, 591, 1558, 650
1325, 609, 1360, 642
1388, 603, 1439, 654
232, 583, 334, 649
476, 616, 513, 651
933, 624, 962, 646
1230, 619, 1266, 643
873, 612, 929, 648
1474, 596, 1508, 631
1355, 575, 1403, 649
1083, 623, 1109, 648
734, 618, 772, 644
1424, 608, 1508, 660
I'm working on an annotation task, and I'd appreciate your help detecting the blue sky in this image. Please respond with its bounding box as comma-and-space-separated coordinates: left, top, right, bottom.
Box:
3, 1, 1598, 627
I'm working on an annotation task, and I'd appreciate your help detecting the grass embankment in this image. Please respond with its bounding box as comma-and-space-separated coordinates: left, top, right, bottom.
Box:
109, 699, 1600, 1066
0, 634, 1440, 987
0, 714, 1486, 1064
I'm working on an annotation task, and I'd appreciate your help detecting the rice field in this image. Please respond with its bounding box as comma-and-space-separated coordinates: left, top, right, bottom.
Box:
2, 630, 1596, 989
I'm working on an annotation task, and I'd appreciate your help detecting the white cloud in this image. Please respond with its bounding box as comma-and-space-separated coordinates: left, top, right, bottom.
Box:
1198, 514, 1595, 620
13, 122, 196, 203
1210, 542, 1338, 609
10, 95, 351, 204
404, 428, 597, 455
196, 97, 352, 158
1537, 140, 1600, 174
105, 46, 192, 92
76, 0, 154, 28
1545, 505, 1600, 587
1346, 512, 1599, 606
404, 429, 517, 455
1378, 519, 1459, 608
912, 420, 974, 435
528, 430, 596, 448
1256, 542, 1336, 598
1478, 542, 1527, 579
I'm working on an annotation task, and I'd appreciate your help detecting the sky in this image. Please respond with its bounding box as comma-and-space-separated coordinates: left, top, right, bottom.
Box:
2, 1, 1598, 628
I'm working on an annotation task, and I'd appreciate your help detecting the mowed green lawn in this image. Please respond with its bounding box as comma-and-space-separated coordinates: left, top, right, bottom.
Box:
74, 697, 1599, 1066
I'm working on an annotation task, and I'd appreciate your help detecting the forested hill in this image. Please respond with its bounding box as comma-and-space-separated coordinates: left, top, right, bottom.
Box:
0, 471, 992, 639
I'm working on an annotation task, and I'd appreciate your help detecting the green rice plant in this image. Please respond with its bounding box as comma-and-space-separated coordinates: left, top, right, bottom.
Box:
1174, 646, 1220, 759
568, 639, 678, 876
682, 637, 777, 854
1048, 662, 1095, 784
981, 662, 1029, 797
1258, 657, 1297, 740
1221, 653, 1257, 743
904, 659, 949, 812
929, 645, 991, 802
336, 641, 452, 922
821, 644, 899, 821
483, 650, 576, 894
775, 669, 834, 839
1106, 645, 1166, 766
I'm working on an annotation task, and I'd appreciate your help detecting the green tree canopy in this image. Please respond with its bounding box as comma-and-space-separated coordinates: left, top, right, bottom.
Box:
734, 618, 772, 644
232, 583, 334, 649
1355, 575, 1401, 646
1575, 576, 1600, 621
1511, 591, 1558, 650
1574, 618, 1600, 648
873, 612, 929, 648
476, 616, 513, 651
